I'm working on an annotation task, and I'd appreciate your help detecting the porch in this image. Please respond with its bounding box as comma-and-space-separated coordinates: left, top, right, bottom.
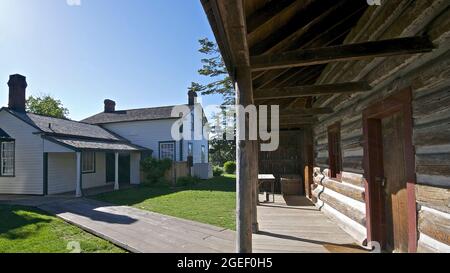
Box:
43, 137, 145, 197
254, 194, 367, 253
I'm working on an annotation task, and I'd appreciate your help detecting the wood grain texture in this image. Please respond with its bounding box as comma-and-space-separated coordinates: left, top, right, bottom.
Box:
418, 209, 450, 246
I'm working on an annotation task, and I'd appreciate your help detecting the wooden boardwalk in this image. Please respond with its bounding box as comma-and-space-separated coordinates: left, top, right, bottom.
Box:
18, 194, 369, 253
38, 198, 235, 253
253, 195, 368, 253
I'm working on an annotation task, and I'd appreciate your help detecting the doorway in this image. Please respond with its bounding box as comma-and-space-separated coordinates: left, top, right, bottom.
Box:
362, 88, 417, 253
106, 153, 130, 184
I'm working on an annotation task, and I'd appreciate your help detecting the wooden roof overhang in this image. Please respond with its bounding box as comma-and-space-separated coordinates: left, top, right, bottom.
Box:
201, 0, 435, 129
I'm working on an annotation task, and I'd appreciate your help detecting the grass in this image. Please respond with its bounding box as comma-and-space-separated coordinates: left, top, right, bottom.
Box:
0, 205, 126, 253
93, 174, 237, 230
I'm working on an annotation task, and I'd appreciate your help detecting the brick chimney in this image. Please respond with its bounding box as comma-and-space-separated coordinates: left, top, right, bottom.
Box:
8, 74, 27, 112
188, 90, 197, 105
104, 99, 116, 113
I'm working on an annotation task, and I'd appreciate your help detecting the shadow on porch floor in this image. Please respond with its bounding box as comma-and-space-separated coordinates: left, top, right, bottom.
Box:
254, 194, 369, 253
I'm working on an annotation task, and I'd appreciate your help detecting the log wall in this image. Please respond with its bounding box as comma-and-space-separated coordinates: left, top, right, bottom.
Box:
311, 1, 450, 252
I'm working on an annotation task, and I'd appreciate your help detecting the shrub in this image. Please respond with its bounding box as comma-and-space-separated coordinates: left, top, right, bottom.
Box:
223, 161, 236, 174
213, 166, 224, 177
176, 176, 200, 187
141, 157, 172, 185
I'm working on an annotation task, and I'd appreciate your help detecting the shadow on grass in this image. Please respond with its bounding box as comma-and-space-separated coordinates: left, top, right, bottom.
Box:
0, 205, 51, 240
92, 175, 236, 207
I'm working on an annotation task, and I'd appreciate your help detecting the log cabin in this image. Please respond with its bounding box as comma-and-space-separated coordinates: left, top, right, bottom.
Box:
201, 0, 450, 253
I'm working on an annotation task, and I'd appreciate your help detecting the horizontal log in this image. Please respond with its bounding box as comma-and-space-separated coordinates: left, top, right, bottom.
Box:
312, 188, 366, 226
321, 178, 365, 202
417, 174, 450, 188
417, 240, 438, 253
413, 87, 450, 117
342, 156, 364, 172
418, 209, 450, 246
416, 165, 450, 177
416, 184, 450, 214
251, 36, 435, 71
341, 171, 365, 187
280, 107, 334, 116
280, 117, 317, 125
254, 81, 372, 100
414, 120, 450, 146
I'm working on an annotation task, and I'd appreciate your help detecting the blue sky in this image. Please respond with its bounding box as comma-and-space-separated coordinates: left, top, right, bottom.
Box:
0, 0, 221, 120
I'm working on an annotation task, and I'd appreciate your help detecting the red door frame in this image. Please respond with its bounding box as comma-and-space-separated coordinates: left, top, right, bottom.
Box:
362, 88, 417, 253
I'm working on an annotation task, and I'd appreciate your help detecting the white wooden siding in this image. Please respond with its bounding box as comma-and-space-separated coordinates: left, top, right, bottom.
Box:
43, 139, 73, 153
130, 151, 141, 185
82, 152, 107, 189
103, 119, 208, 164
0, 110, 44, 194
48, 152, 108, 194
47, 153, 76, 194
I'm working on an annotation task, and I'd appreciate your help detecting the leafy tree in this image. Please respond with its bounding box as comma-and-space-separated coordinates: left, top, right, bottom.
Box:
192, 38, 237, 164
26, 95, 69, 118
191, 38, 235, 105
208, 110, 236, 166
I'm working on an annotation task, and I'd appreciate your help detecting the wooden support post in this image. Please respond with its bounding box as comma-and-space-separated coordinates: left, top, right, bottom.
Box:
303, 127, 314, 199
236, 65, 254, 253
76, 152, 82, 197
114, 152, 119, 191
252, 141, 259, 233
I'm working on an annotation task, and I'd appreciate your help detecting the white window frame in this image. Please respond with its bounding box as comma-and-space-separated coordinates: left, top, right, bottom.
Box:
201, 145, 206, 163
159, 142, 175, 161
188, 142, 193, 157
82, 151, 96, 173
1, 141, 15, 176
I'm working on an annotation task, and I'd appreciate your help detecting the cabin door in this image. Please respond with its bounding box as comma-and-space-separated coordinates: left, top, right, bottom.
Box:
381, 112, 408, 252
363, 88, 417, 253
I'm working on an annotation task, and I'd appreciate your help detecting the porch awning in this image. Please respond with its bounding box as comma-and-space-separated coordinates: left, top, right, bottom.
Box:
44, 135, 149, 152
0, 128, 13, 140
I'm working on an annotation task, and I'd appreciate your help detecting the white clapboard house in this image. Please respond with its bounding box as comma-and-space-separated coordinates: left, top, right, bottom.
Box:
0, 74, 209, 196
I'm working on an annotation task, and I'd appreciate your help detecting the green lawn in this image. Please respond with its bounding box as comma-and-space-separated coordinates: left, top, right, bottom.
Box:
0, 205, 125, 253
93, 175, 237, 230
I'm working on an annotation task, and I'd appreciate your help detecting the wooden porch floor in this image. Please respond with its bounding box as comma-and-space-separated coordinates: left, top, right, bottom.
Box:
254, 195, 368, 253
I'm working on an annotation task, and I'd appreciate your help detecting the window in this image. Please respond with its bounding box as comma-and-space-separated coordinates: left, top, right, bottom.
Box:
191, 112, 195, 132
188, 142, 193, 157
201, 145, 206, 163
328, 123, 342, 179
82, 152, 96, 173
1, 141, 15, 176
160, 142, 175, 160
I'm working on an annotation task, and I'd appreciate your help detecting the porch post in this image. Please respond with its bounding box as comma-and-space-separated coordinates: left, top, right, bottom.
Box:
252, 141, 259, 233
236, 65, 255, 253
76, 152, 82, 197
114, 152, 119, 190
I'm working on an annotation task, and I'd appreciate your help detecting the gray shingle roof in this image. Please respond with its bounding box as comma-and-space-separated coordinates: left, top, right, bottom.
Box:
6, 109, 121, 140
1, 108, 149, 152
45, 136, 145, 151
81, 105, 190, 124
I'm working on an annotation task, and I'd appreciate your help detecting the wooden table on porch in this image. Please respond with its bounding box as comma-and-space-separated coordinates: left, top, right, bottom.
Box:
258, 174, 276, 203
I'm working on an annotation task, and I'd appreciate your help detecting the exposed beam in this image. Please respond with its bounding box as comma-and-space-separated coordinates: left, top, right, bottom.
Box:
252, 3, 365, 89
280, 117, 317, 125
246, 0, 296, 35
254, 81, 372, 100
251, 36, 435, 71
280, 107, 333, 116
